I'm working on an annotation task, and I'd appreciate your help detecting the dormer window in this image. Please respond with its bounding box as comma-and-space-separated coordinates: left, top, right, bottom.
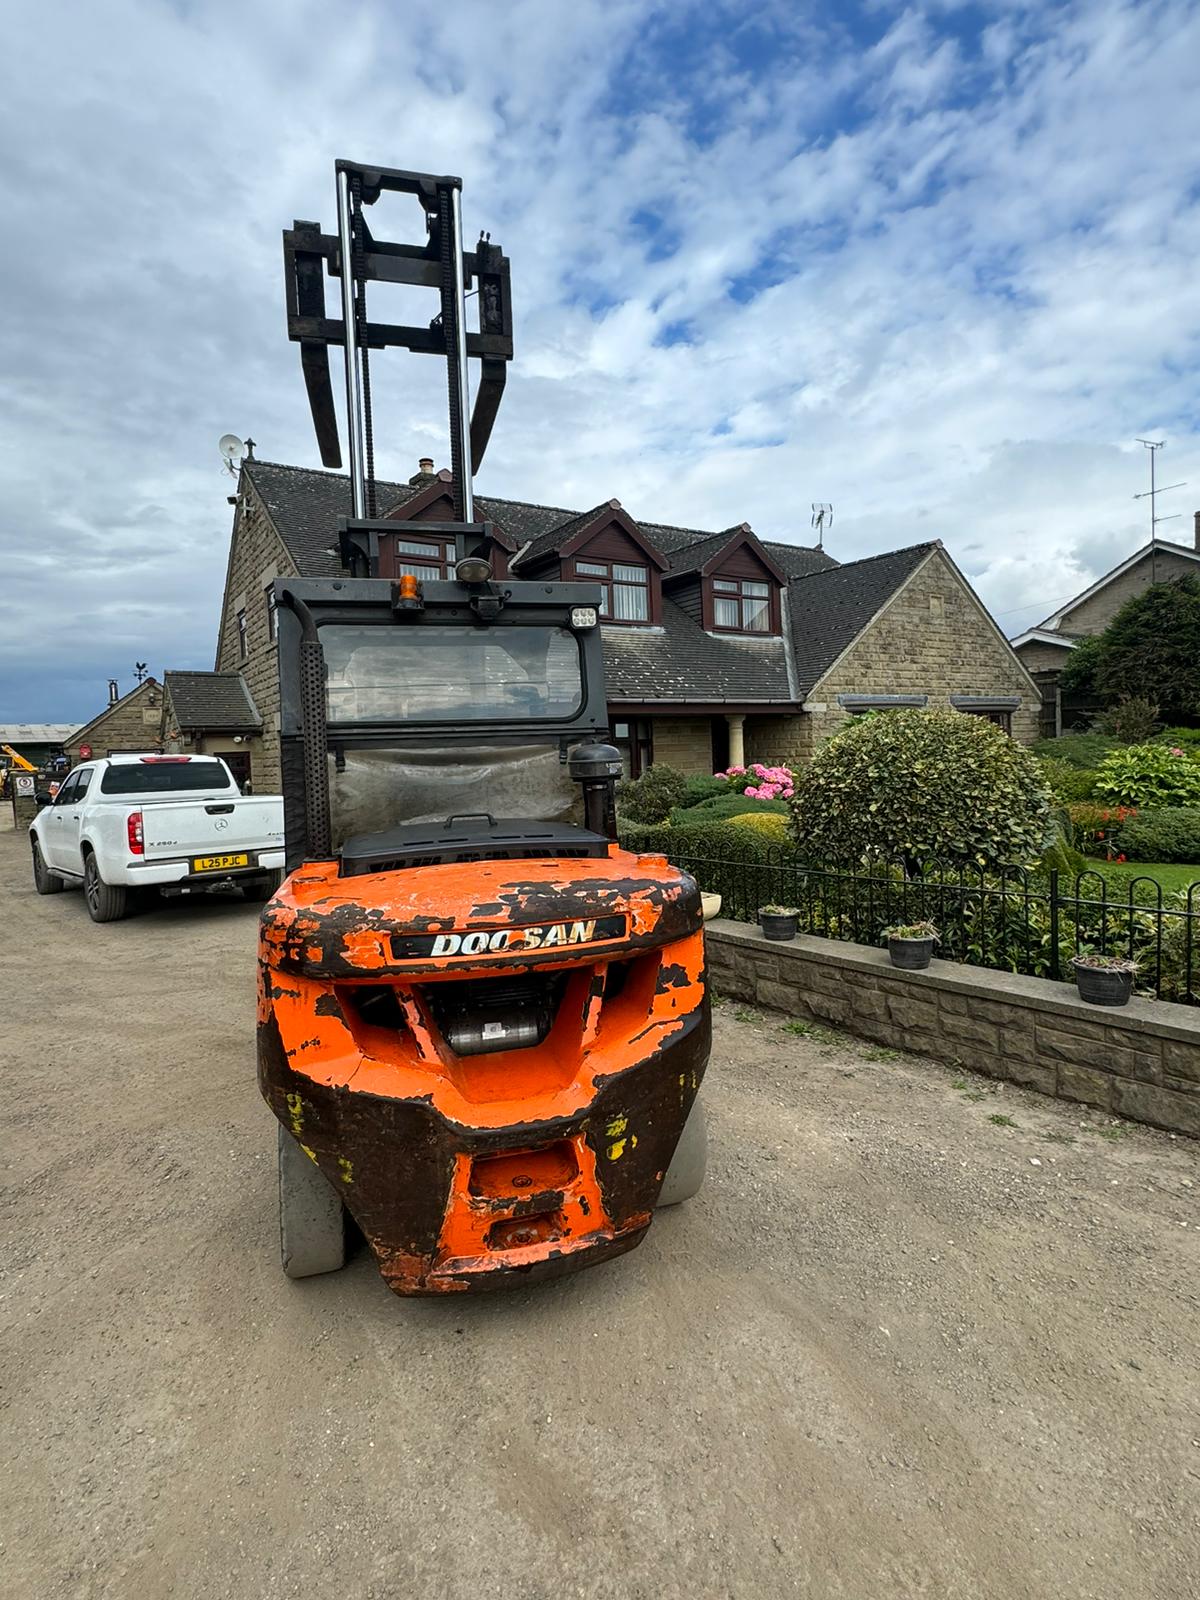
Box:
576, 559, 650, 622
713, 577, 771, 632
393, 536, 455, 581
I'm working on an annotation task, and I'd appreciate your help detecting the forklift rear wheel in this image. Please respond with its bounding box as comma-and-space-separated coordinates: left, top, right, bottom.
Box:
32, 840, 64, 895
657, 1096, 707, 1207
277, 1125, 346, 1278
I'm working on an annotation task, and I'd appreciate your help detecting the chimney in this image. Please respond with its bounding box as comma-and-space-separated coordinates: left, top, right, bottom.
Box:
408, 457, 436, 486
107, 679, 119, 705
1194, 509, 1200, 551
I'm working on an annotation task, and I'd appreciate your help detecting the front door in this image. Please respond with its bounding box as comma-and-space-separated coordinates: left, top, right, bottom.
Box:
223, 751, 252, 792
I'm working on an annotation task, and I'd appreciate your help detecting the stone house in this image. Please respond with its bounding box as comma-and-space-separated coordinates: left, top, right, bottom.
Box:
205, 457, 1040, 791
1011, 516, 1200, 733
63, 678, 165, 765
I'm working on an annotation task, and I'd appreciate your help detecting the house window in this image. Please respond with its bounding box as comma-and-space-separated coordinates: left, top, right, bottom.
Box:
712, 577, 771, 632
962, 707, 1013, 734
612, 718, 653, 777
393, 536, 455, 581
950, 696, 1019, 735
236, 609, 248, 660
265, 585, 277, 640
575, 559, 649, 622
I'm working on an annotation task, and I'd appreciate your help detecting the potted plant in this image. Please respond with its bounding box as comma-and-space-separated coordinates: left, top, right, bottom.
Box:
1072, 951, 1138, 1007
759, 905, 799, 942
700, 891, 723, 920
882, 920, 939, 970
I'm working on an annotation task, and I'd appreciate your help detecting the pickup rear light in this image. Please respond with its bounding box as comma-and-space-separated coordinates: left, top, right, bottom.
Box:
139, 756, 189, 764
127, 811, 144, 855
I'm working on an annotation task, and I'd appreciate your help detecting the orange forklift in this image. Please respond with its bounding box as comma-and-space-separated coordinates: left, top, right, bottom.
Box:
258, 162, 710, 1296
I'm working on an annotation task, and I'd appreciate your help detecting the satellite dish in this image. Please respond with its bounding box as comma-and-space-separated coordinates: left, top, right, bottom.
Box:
219, 434, 248, 473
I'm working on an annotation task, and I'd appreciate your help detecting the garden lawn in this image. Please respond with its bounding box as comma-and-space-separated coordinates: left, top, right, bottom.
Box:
1086, 860, 1200, 898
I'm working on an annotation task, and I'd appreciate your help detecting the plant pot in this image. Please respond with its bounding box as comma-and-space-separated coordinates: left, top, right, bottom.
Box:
1073, 962, 1134, 1007
700, 892, 722, 921
888, 936, 934, 970
759, 912, 798, 942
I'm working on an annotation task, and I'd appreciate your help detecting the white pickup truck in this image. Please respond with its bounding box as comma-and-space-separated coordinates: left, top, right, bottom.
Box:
29, 753, 285, 922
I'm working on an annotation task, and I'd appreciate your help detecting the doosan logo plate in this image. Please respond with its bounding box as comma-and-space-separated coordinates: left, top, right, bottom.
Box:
391, 915, 627, 960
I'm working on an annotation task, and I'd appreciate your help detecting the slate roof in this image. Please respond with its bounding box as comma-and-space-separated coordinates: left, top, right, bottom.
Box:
164, 671, 262, 730
602, 601, 793, 703
785, 544, 938, 695
240, 460, 933, 706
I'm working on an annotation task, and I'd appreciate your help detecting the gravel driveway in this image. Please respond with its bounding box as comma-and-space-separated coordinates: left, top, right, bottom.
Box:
2, 812, 1198, 1599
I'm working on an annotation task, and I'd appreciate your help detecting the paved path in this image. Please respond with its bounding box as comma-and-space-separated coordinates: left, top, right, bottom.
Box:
1, 817, 1198, 1599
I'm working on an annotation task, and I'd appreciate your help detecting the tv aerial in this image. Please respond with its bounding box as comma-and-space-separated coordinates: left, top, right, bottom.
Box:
811, 503, 834, 548
219, 434, 249, 476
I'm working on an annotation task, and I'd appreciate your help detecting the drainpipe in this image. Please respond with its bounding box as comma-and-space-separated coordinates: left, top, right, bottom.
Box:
727, 713, 746, 767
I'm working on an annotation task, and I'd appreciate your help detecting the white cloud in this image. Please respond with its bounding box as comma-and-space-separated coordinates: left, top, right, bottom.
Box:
1, 0, 1199, 720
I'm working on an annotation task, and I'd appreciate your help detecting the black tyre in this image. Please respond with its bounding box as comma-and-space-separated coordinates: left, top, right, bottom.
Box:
243, 871, 283, 904
277, 1124, 346, 1279
32, 839, 64, 895
657, 1096, 707, 1207
83, 852, 128, 923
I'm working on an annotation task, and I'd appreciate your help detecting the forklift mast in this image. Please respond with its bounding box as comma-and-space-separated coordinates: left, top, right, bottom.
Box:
275, 162, 615, 871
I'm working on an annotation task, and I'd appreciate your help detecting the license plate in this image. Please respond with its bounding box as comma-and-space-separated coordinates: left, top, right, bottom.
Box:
192, 852, 250, 873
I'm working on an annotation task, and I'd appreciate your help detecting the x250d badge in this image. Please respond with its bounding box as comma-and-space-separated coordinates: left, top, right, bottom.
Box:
391, 915, 627, 960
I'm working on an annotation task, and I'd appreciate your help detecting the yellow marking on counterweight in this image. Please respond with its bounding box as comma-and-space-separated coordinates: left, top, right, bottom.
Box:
338, 1157, 354, 1185
285, 1091, 304, 1137
605, 1115, 628, 1138
301, 1144, 317, 1163
607, 1139, 627, 1161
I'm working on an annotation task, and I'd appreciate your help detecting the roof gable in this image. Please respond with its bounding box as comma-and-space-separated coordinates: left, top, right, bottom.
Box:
67, 678, 160, 745
664, 523, 787, 585
786, 543, 938, 695
1042, 539, 1200, 629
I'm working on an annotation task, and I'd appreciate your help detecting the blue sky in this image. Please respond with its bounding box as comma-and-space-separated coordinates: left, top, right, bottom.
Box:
3, 0, 1200, 722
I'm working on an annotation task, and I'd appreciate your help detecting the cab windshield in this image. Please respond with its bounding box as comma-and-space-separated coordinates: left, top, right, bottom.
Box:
320, 624, 584, 725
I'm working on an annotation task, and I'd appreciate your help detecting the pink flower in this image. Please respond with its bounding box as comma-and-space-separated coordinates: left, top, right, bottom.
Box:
1171, 747, 1185, 757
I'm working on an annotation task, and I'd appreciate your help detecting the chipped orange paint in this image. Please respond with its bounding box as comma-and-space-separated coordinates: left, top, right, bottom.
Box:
258, 843, 710, 1295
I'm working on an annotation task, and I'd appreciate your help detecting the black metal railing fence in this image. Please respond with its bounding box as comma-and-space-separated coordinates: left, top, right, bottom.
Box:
625, 833, 1200, 1005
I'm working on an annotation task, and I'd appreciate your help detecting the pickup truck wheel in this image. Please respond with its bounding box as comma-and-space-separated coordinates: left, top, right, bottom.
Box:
277, 1125, 346, 1279
83, 852, 128, 923
32, 840, 64, 895
243, 871, 283, 904
656, 1095, 707, 1207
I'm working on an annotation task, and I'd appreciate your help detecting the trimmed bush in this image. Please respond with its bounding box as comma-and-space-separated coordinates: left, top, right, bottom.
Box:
615, 819, 671, 852
790, 708, 1054, 871
1038, 757, 1098, 804
1097, 697, 1160, 744
1092, 744, 1200, 808
1114, 808, 1200, 865
679, 773, 729, 807
616, 763, 688, 825
727, 811, 790, 842
670, 793, 790, 826
1031, 733, 1118, 769
1153, 726, 1200, 749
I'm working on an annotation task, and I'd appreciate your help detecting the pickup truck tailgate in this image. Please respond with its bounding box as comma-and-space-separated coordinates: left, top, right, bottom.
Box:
141, 797, 285, 862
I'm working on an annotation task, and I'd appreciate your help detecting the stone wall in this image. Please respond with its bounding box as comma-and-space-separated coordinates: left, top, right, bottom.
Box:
705, 920, 1200, 1138
1014, 640, 1076, 676
213, 475, 299, 793
649, 716, 713, 774
64, 679, 166, 764
1057, 547, 1199, 636
803, 549, 1041, 749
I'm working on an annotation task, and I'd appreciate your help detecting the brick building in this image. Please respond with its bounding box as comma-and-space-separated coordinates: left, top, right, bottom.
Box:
209, 457, 1039, 789
1010, 515, 1200, 735
63, 678, 165, 765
